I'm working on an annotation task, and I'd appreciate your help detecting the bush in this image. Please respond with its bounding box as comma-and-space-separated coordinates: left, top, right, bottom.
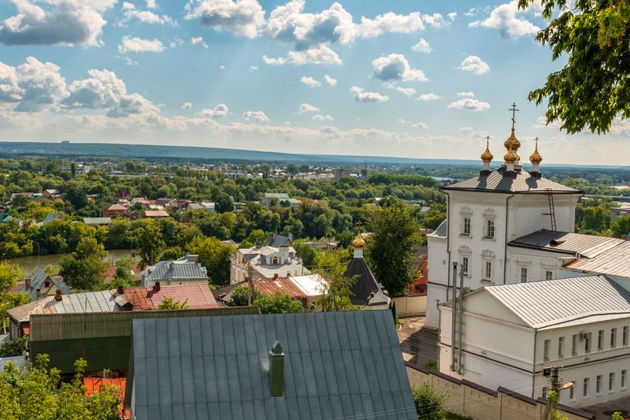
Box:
412, 383, 447, 420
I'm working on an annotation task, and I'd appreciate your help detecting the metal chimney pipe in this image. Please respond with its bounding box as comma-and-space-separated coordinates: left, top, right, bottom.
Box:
269, 341, 284, 397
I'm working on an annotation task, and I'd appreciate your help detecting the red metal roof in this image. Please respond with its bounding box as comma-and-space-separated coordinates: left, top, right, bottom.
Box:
83, 378, 129, 419
123, 283, 219, 310
106, 204, 127, 211
144, 210, 169, 218
255, 277, 308, 299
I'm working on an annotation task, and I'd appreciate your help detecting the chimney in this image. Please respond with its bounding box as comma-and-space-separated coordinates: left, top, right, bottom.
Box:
269, 341, 284, 397
54, 289, 62, 301
117, 285, 124, 295
273, 273, 278, 280
153, 280, 161, 292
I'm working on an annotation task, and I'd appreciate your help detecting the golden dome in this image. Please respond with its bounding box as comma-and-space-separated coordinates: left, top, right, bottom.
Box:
529, 137, 542, 164
352, 233, 365, 248
504, 130, 521, 153
481, 136, 493, 162
504, 148, 518, 163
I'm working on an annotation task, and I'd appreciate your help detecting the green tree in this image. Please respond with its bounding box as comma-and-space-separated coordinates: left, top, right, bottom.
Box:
158, 296, 190, 310
0, 336, 28, 357
113, 258, 134, 286
412, 383, 447, 420
518, 0, 630, 133
611, 214, 630, 238
253, 293, 306, 314
0, 262, 21, 296
186, 236, 233, 285
366, 204, 421, 297
315, 249, 357, 312
293, 240, 317, 268
227, 286, 251, 306
215, 192, 234, 213
579, 205, 611, 234
134, 221, 165, 266
59, 237, 108, 290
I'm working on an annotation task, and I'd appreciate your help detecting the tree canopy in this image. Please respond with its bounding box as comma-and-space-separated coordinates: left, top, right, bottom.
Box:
519, 0, 630, 133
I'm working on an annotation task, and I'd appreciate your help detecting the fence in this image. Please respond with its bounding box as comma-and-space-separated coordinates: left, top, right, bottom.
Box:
406, 363, 596, 420
393, 294, 427, 317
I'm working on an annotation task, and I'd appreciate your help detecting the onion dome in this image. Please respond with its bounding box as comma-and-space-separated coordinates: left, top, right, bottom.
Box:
504, 148, 518, 163
504, 130, 521, 154
481, 136, 493, 162
352, 233, 365, 248
529, 137, 542, 164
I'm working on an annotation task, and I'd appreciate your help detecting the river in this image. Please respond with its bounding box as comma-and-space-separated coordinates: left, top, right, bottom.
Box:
6, 249, 136, 276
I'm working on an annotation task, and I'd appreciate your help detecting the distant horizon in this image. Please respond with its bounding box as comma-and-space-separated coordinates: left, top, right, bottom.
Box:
0, 0, 628, 165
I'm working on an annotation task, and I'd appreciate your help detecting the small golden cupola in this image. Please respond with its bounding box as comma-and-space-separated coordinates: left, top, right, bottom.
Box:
529, 137, 543, 176
480, 136, 493, 174
352, 233, 365, 249
503, 103, 521, 171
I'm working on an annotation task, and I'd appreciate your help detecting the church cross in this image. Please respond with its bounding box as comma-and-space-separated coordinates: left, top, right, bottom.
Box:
509, 102, 519, 131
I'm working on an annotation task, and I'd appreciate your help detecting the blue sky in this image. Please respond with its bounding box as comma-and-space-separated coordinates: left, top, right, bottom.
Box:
0, 0, 627, 165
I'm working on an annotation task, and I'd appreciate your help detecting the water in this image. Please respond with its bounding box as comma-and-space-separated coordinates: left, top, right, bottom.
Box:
6, 249, 136, 276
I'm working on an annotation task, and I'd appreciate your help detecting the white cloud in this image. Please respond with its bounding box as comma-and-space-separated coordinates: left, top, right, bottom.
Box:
13, 57, 67, 112
119, 2, 176, 26
265, 45, 342, 66
448, 12, 457, 21
146, 0, 157, 8
300, 76, 320, 88
199, 104, 229, 117
411, 38, 432, 54
372, 53, 427, 82
191, 36, 208, 48
458, 56, 490, 75
118, 36, 165, 53
0, 0, 116, 46
417, 93, 440, 101
411, 122, 428, 129
169, 38, 185, 48
312, 113, 333, 121
250, 65, 259, 71
469, 1, 539, 39
298, 103, 319, 114
356, 11, 426, 38
181, 102, 193, 109
185, 0, 265, 39
457, 91, 475, 97
350, 86, 389, 103
421, 13, 447, 28
242, 110, 269, 121
384, 83, 416, 97
447, 98, 491, 111
323, 74, 337, 86
0, 61, 22, 102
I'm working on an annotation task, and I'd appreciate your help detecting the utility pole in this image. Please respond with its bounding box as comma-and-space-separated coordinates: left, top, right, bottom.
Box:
543, 366, 567, 420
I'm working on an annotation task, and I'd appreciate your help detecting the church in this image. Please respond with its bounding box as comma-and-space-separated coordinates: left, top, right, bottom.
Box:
426, 106, 629, 329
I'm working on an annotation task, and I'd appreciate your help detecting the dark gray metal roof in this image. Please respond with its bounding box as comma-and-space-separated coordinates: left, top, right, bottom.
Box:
508, 229, 624, 258
442, 167, 580, 193
28, 268, 70, 299
131, 311, 415, 420
145, 260, 208, 281
345, 256, 390, 307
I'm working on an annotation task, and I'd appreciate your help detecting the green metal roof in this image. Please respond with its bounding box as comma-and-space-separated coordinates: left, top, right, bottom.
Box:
129, 310, 416, 420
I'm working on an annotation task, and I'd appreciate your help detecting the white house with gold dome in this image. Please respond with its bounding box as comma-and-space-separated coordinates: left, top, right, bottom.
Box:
425, 112, 584, 328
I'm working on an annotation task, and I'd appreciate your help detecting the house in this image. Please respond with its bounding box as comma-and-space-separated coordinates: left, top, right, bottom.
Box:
83, 217, 112, 226
344, 234, 391, 309
425, 124, 583, 328
265, 233, 292, 247
610, 203, 630, 220
230, 245, 309, 284
42, 189, 59, 197
260, 192, 300, 207
141, 255, 208, 287
37, 213, 62, 225
24, 267, 70, 300
103, 203, 127, 217
439, 276, 630, 408
130, 197, 153, 208
143, 210, 169, 218
7, 283, 219, 340
126, 310, 416, 420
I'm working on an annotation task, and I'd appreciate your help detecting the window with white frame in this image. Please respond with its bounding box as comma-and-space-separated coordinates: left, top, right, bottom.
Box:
462, 257, 469, 275
598, 330, 604, 350
585, 333, 591, 353
484, 261, 492, 280
609, 373, 615, 391
596, 375, 602, 393
520, 267, 528, 283
485, 219, 495, 239
583, 378, 589, 397
572, 334, 577, 356
543, 339, 550, 361
545, 271, 553, 280
463, 217, 471, 236
623, 326, 628, 346
622, 370, 627, 389
558, 337, 564, 358
569, 381, 575, 399
611, 328, 617, 348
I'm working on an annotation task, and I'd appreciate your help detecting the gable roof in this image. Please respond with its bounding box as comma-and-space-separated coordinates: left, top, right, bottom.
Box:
564, 240, 630, 278
265, 233, 292, 247
83, 217, 112, 225
28, 268, 70, 299
144, 260, 207, 281
130, 311, 416, 420
442, 167, 580, 194
509, 229, 624, 258
123, 284, 218, 310
483, 276, 630, 329
345, 255, 390, 307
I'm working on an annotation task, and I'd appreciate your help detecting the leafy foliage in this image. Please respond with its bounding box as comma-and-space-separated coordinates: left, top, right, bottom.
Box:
59, 237, 108, 290
518, 0, 630, 133
186, 236, 234, 285
0, 336, 28, 357
315, 248, 357, 312
412, 383, 447, 419
253, 293, 306, 314
0, 262, 21, 296
133, 221, 164, 266
158, 296, 190, 310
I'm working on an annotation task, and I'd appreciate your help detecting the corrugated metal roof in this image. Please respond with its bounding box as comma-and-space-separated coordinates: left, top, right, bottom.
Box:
83, 217, 112, 225
124, 284, 218, 310
145, 260, 208, 281
130, 311, 416, 420
443, 168, 580, 193
509, 229, 624, 258
432, 219, 447, 237
7, 290, 119, 322
565, 241, 630, 277
290, 274, 328, 297
255, 277, 307, 299
484, 276, 630, 329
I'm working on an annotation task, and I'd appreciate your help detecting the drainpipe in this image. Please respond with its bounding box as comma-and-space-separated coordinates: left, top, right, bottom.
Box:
503, 192, 516, 284
531, 329, 537, 399
444, 191, 452, 298
450, 262, 458, 372
457, 267, 465, 375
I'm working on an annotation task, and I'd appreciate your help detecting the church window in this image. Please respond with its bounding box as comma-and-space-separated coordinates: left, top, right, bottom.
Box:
462, 257, 469, 275
484, 261, 492, 280
520, 267, 528, 283
485, 219, 495, 239
462, 218, 471, 236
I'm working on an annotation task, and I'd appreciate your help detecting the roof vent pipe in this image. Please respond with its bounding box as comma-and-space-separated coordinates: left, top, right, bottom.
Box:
153, 280, 161, 292
269, 341, 284, 397
54, 289, 62, 301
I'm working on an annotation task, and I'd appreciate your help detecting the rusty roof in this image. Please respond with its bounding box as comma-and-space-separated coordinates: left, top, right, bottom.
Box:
509, 229, 625, 258
255, 277, 307, 299
123, 283, 218, 310
443, 167, 580, 194
144, 210, 169, 217
565, 241, 630, 277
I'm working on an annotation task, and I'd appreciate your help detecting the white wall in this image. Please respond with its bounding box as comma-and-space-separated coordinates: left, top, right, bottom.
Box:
506, 247, 568, 285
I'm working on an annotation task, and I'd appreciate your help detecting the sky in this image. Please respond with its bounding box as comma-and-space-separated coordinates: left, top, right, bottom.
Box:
0, 0, 628, 165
